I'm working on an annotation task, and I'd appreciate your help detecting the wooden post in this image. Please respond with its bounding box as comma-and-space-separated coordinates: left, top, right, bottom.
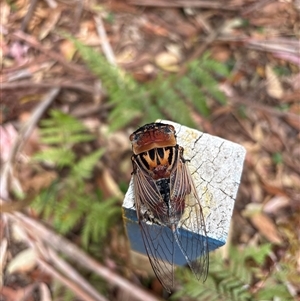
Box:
123, 120, 246, 264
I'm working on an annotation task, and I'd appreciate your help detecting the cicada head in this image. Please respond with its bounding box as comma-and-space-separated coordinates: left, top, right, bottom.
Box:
130, 123, 177, 155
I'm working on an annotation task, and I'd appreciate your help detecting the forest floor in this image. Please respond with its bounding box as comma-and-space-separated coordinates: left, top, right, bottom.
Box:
1, 0, 300, 300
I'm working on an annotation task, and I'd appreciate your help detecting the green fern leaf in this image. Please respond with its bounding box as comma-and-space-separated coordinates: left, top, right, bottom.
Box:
70, 35, 229, 129
72, 149, 105, 180
39, 110, 94, 145
244, 243, 272, 266
81, 198, 120, 248
176, 76, 210, 116
256, 278, 293, 300
33, 148, 75, 168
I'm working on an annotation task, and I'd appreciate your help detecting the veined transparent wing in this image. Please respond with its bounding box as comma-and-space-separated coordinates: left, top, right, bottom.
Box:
171, 158, 209, 282
132, 161, 176, 292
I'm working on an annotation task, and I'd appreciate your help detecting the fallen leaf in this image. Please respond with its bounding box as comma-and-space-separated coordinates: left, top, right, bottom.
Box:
39, 282, 52, 301
141, 20, 169, 36
0, 124, 18, 163
39, 7, 62, 40
155, 51, 179, 72
9, 41, 29, 65
263, 196, 290, 214
59, 39, 76, 61
211, 45, 231, 62
265, 64, 284, 99
7, 248, 37, 274
115, 46, 137, 64
0, 238, 8, 287
0, 284, 38, 301
11, 222, 29, 242
285, 103, 300, 130
243, 204, 282, 244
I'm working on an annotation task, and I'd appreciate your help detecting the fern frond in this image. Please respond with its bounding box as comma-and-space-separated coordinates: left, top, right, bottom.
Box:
55, 206, 83, 234
176, 76, 209, 117
81, 198, 120, 248
189, 57, 228, 105
200, 53, 231, 77
255, 277, 293, 300
71, 149, 105, 180
33, 182, 59, 216
175, 245, 295, 301
244, 243, 272, 265
52, 279, 76, 301
39, 110, 94, 145
70, 37, 229, 129
175, 248, 252, 301
33, 147, 75, 168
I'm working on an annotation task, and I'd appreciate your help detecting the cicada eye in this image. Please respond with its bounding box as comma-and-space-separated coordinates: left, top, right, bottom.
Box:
129, 133, 135, 142
168, 125, 175, 131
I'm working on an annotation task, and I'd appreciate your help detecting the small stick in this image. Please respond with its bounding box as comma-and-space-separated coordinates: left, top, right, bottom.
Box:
37, 259, 105, 301
10, 212, 160, 301
127, 0, 238, 10
94, 15, 116, 65
0, 88, 60, 199
47, 248, 108, 301
1, 81, 94, 94
177, 27, 221, 77
11, 31, 87, 74
20, 0, 39, 32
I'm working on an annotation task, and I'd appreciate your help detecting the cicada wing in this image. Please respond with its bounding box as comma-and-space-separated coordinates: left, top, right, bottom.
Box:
132, 163, 176, 292
171, 159, 209, 281
139, 221, 175, 292
132, 161, 167, 216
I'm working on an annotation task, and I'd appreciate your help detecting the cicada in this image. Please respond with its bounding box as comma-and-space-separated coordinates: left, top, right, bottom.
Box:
129, 122, 209, 292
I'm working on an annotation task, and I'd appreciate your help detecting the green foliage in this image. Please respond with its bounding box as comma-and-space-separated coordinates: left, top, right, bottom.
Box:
272, 152, 283, 165
173, 245, 293, 301
39, 110, 94, 144
52, 279, 76, 301
243, 243, 272, 265
32, 110, 120, 245
81, 197, 120, 248
69, 37, 229, 130
68, 35, 144, 130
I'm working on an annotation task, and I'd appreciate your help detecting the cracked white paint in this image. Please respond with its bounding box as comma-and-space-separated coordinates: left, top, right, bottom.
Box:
123, 120, 246, 247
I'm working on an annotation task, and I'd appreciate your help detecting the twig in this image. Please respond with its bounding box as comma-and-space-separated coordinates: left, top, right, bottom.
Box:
42, 0, 58, 9
10, 212, 160, 301
217, 36, 300, 55
246, 38, 300, 55
37, 259, 105, 301
0, 88, 60, 199
1, 81, 95, 94
20, 0, 39, 32
242, 0, 274, 15
73, 0, 84, 33
7, 88, 59, 164
230, 95, 300, 121
268, 252, 298, 298
11, 31, 88, 75
0, 238, 8, 286
17, 283, 40, 301
127, 0, 238, 10
94, 15, 116, 65
193, 13, 213, 34
177, 25, 222, 77
47, 248, 108, 301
